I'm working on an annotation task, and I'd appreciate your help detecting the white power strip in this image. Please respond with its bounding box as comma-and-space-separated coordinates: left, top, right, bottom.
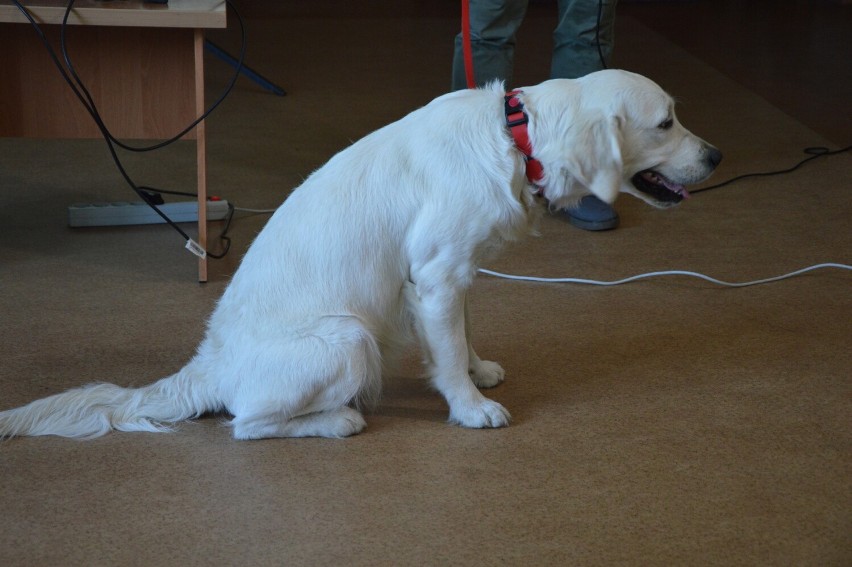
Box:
68, 200, 230, 227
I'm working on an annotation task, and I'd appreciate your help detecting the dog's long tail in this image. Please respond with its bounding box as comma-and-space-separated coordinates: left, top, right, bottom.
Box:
0, 362, 220, 440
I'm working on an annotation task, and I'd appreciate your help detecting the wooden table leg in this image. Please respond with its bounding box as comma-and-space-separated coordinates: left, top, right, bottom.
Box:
194, 28, 208, 283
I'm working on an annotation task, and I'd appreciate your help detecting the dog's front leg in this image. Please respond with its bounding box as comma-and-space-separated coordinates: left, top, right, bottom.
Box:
414, 283, 510, 428
464, 295, 506, 388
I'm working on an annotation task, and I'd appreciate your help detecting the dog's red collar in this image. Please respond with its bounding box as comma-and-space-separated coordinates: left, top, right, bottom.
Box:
505, 91, 544, 192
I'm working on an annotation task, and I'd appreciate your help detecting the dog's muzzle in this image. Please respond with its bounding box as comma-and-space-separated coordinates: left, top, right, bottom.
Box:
632, 144, 723, 204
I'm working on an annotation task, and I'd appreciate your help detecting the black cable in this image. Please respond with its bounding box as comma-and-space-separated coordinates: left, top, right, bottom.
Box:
59, 0, 247, 153
14, 0, 192, 239
206, 201, 236, 260
135, 185, 234, 259
12, 0, 247, 257
595, 0, 607, 70
138, 186, 196, 199
692, 145, 852, 194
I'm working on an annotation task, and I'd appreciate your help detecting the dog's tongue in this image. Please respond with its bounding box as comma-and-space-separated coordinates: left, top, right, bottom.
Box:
642, 171, 690, 199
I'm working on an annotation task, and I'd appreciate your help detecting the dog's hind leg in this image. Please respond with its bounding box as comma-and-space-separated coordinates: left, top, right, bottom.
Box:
231, 407, 366, 440
223, 317, 381, 440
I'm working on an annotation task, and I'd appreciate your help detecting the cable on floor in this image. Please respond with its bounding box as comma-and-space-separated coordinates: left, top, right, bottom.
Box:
479, 263, 852, 288
692, 145, 851, 194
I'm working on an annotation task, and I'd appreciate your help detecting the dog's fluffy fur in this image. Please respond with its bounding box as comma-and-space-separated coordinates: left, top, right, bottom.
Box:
0, 70, 720, 440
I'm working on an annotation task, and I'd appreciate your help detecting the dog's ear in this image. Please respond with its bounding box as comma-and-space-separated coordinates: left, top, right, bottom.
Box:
562, 114, 624, 204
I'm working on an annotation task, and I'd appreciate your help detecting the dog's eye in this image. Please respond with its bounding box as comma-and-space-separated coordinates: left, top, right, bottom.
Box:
658, 118, 674, 130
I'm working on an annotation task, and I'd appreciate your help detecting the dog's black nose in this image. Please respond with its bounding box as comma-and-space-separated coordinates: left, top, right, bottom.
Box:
706, 146, 723, 169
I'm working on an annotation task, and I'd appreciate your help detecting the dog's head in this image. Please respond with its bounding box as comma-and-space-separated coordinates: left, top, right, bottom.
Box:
522, 70, 722, 209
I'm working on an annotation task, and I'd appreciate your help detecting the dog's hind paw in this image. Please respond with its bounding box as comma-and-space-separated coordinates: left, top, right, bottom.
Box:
470, 359, 505, 388
232, 407, 366, 440
449, 397, 511, 429
304, 407, 367, 438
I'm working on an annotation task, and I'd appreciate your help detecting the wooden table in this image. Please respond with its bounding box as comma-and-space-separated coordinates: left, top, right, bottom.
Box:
0, 0, 227, 281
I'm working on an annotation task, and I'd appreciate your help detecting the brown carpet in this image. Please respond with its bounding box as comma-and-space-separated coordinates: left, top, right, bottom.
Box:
1, 1, 850, 565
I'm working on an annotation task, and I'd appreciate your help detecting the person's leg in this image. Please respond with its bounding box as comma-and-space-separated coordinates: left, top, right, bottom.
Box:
552, 1, 620, 229
452, 0, 530, 90
551, 0, 617, 79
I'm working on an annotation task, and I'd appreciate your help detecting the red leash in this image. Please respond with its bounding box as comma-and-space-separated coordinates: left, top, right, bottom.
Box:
461, 0, 476, 88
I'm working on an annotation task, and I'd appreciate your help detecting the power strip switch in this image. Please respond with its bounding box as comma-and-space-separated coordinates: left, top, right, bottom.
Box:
68, 200, 230, 227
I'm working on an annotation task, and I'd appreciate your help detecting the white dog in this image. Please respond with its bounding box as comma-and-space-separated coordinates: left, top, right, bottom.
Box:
0, 70, 721, 440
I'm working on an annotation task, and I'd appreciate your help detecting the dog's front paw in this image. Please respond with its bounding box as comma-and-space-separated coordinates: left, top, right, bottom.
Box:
449, 397, 511, 429
470, 359, 505, 388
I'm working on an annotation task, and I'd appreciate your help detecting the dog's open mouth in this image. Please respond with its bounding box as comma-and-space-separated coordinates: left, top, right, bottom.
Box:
631, 170, 690, 204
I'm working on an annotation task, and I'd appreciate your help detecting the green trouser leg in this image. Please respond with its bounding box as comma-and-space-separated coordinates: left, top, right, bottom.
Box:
551, 0, 618, 78
452, 0, 530, 90
452, 0, 618, 89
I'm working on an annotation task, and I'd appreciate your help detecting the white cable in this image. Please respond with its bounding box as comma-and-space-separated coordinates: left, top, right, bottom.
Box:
478, 263, 852, 288
215, 201, 852, 290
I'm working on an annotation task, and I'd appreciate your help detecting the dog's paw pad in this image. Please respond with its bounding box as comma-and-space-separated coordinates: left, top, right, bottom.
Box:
450, 398, 511, 429
470, 360, 505, 388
